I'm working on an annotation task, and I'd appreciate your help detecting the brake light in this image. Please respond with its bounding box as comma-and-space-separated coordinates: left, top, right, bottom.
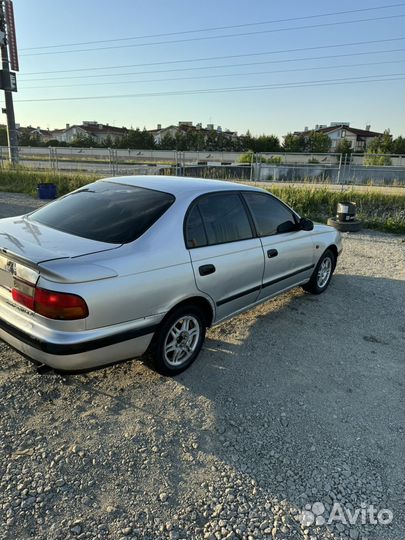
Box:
34, 288, 89, 320
12, 280, 88, 320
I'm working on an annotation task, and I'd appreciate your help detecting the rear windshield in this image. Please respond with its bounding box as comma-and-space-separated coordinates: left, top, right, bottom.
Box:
29, 181, 175, 244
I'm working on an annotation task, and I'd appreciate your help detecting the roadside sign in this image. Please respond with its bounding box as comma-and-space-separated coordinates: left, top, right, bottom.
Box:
4, 0, 18, 71
0, 69, 17, 91
9, 70, 16, 91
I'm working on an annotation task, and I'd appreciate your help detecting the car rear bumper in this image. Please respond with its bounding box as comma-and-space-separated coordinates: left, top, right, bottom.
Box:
0, 315, 160, 371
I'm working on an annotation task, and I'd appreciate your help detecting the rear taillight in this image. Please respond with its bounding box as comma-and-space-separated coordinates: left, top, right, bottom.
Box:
34, 288, 88, 320
12, 279, 88, 320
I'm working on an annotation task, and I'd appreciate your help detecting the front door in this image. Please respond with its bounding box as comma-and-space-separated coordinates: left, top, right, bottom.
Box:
242, 191, 315, 300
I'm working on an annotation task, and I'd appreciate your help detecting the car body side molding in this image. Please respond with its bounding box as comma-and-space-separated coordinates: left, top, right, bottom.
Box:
216, 264, 315, 306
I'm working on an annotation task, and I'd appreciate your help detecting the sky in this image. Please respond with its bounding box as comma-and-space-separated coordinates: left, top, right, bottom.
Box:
5, 0, 405, 138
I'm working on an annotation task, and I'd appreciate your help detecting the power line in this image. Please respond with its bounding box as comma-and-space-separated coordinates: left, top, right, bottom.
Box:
20, 49, 404, 83
20, 3, 403, 51
15, 74, 404, 102
22, 60, 404, 90
19, 37, 405, 78
20, 15, 403, 57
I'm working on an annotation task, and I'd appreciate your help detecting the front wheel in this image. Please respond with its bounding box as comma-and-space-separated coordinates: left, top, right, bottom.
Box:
302, 249, 336, 294
149, 305, 206, 375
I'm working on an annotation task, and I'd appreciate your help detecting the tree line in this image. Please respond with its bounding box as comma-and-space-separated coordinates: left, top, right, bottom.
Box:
1, 125, 404, 154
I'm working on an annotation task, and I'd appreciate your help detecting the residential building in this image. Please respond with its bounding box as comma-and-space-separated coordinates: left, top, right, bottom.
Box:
147, 121, 238, 145
294, 123, 384, 152
53, 122, 128, 144
17, 122, 129, 145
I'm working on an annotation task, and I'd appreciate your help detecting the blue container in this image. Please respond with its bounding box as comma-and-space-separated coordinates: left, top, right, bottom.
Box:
37, 183, 57, 200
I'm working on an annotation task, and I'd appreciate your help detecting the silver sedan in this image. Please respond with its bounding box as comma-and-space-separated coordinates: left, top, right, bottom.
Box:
0, 176, 342, 375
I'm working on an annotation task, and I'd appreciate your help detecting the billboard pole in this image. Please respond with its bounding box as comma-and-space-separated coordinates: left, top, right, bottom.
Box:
0, 0, 18, 164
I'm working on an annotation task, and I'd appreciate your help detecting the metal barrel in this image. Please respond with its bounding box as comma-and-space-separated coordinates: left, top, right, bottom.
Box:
336, 201, 356, 222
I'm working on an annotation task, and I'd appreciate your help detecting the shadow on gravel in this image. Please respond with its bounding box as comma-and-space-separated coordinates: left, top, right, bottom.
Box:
175, 273, 405, 539
2, 273, 404, 539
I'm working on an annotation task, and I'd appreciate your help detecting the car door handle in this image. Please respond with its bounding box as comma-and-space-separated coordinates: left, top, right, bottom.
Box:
267, 249, 278, 259
199, 264, 216, 276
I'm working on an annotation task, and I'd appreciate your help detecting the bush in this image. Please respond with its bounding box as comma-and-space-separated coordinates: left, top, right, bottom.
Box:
363, 154, 392, 166
265, 156, 282, 165
239, 153, 282, 165
239, 152, 254, 164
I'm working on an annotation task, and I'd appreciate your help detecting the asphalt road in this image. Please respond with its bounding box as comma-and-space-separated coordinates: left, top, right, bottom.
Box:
0, 193, 404, 540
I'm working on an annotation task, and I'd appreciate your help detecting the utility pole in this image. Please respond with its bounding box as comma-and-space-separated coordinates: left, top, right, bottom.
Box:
0, 0, 18, 164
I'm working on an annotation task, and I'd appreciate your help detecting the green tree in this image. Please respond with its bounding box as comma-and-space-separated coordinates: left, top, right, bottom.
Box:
240, 130, 254, 151
364, 130, 393, 165
71, 133, 96, 147
157, 133, 176, 150
306, 131, 331, 153
335, 139, 352, 156
367, 131, 393, 154
249, 134, 281, 153
117, 128, 155, 149
46, 139, 67, 147
392, 136, 405, 154
283, 133, 307, 152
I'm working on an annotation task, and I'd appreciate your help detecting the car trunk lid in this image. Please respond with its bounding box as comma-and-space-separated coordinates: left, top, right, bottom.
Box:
0, 215, 119, 265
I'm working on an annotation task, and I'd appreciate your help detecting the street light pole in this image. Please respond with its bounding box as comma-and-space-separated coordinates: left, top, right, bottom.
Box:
0, 0, 18, 164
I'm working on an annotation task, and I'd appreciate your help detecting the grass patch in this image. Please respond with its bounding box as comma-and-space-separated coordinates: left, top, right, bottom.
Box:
1, 170, 404, 234
0, 169, 98, 197
269, 185, 405, 234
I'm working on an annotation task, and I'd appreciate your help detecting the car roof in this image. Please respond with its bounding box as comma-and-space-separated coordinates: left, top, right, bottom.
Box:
102, 175, 265, 197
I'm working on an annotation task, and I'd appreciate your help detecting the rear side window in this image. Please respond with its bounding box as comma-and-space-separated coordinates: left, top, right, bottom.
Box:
186, 192, 253, 247
185, 206, 208, 248
29, 181, 175, 244
243, 192, 297, 236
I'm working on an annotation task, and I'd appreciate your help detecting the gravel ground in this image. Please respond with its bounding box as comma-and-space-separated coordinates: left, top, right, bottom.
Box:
0, 192, 45, 218
0, 193, 404, 540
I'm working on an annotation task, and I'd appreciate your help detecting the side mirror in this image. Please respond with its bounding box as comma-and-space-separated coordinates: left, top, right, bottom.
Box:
300, 217, 314, 231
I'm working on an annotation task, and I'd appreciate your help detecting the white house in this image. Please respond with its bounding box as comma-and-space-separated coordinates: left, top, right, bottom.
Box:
147, 121, 238, 145
294, 123, 384, 152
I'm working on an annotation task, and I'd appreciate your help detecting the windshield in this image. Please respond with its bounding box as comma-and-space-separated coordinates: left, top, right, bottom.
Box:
29, 181, 175, 244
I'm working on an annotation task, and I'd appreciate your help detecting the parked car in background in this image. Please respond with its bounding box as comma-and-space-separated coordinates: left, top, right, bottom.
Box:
0, 176, 342, 375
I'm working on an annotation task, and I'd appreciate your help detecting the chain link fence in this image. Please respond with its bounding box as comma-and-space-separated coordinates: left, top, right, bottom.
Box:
1, 146, 404, 187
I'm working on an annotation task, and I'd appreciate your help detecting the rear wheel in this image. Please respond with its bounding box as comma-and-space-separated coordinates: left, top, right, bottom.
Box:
149, 305, 206, 375
302, 249, 335, 294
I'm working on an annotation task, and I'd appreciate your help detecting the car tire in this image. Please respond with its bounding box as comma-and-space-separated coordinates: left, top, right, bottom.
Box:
327, 217, 362, 232
148, 305, 206, 376
302, 249, 336, 295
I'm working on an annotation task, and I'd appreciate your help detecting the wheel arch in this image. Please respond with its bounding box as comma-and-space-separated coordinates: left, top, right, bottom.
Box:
326, 244, 338, 269
162, 295, 215, 327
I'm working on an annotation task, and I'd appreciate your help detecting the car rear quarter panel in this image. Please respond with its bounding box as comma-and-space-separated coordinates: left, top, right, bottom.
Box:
38, 200, 213, 330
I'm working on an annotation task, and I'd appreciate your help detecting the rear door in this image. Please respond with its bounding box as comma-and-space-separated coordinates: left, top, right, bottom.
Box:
185, 192, 264, 321
242, 192, 315, 300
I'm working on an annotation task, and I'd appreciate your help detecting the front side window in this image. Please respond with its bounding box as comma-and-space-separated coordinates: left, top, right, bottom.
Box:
185, 192, 253, 247
243, 192, 297, 237
29, 181, 175, 244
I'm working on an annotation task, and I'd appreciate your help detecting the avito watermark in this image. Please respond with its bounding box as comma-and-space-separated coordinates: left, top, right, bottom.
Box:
299, 501, 393, 527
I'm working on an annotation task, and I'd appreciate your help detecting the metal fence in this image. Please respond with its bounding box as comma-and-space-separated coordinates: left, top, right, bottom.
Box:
1, 146, 404, 187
